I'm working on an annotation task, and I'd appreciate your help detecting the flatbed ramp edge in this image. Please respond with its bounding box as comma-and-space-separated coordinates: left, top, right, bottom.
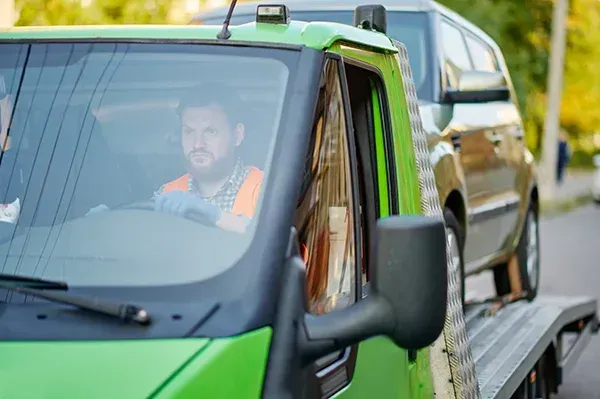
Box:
465, 295, 599, 398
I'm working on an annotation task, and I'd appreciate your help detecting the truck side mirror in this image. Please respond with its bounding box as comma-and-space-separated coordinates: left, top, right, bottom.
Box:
301, 215, 448, 363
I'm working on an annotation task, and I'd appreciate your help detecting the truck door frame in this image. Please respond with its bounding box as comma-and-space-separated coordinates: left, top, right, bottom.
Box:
302, 51, 400, 398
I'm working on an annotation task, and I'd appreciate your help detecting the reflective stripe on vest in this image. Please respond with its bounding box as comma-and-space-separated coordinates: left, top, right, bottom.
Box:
160, 167, 263, 218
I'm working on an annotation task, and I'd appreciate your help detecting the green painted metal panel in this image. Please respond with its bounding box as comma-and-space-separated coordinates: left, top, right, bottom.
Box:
0, 21, 397, 53
152, 328, 272, 398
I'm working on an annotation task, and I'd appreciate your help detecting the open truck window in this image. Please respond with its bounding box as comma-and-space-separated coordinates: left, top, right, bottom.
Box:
0, 42, 296, 288
296, 58, 360, 317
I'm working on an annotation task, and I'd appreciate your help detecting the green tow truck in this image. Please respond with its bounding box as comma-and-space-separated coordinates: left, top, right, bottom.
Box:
0, 4, 597, 399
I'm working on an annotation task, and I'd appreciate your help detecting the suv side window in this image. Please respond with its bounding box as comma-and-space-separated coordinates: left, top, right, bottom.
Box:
440, 20, 472, 72
464, 33, 499, 72
296, 58, 359, 316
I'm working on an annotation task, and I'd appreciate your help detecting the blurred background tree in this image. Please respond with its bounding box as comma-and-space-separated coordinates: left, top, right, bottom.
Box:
12, 0, 600, 167
15, 0, 186, 25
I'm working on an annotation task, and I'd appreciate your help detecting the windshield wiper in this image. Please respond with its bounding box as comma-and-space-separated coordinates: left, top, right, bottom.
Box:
0, 273, 69, 290
0, 275, 151, 326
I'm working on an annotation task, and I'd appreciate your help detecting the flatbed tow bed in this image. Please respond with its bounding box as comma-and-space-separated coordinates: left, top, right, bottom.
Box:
464, 295, 598, 398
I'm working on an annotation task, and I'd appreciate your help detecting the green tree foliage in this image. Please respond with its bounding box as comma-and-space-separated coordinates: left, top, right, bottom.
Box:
15, 0, 173, 26
561, 0, 600, 138
92, 0, 174, 24
16, 0, 95, 25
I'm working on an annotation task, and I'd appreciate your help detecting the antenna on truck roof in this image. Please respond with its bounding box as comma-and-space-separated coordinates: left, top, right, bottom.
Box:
216, 0, 239, 40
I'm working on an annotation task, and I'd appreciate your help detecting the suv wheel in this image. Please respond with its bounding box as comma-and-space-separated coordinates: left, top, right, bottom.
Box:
494, 201, 540, 300
444, 208, 465, 307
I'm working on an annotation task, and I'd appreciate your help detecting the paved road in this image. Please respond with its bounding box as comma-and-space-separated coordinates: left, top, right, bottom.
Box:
465, 203, 600, 398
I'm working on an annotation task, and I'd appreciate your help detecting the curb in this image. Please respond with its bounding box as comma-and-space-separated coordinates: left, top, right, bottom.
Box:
540, 192, 594, 219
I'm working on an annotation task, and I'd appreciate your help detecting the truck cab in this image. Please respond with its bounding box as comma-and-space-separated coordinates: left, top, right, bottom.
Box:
0, 6, 449, 398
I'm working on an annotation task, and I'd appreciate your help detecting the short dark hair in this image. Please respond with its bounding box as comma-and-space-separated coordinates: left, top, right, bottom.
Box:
176, 83, 243, 125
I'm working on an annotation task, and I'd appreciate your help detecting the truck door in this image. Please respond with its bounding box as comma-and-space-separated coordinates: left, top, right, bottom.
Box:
294, 56, 413, 398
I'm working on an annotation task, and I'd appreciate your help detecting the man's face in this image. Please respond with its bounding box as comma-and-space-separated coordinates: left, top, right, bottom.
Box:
180, 103, 243, 178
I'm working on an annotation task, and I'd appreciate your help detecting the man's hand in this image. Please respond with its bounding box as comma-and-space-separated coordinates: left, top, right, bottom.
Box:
153, 190, 221, 224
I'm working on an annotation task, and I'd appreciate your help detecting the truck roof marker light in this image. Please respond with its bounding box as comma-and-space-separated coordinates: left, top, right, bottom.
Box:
354, 4, 387, 34
256, 5, 291, 25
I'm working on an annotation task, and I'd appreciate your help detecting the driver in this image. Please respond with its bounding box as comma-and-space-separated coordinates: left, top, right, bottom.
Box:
155, 85, 264, 231
88, 84, 264, 233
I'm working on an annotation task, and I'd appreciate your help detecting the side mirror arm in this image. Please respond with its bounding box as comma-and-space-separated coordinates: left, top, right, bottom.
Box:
299, 295, 394, 365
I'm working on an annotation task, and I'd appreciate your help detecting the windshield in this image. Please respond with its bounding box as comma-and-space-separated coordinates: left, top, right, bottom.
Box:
201, 10, 433, 100
0, 42, 296, 288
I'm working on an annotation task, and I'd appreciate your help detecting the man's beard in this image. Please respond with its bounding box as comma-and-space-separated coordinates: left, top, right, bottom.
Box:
186, 150, 236, 182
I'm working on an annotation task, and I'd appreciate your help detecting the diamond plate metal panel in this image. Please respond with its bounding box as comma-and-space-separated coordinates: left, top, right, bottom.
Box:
392, 40, 480, 399
466, 295, 597, 399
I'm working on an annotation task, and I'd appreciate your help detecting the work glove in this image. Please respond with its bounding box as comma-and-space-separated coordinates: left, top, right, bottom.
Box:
86, 204, 109, 216
153, 190, 221, 224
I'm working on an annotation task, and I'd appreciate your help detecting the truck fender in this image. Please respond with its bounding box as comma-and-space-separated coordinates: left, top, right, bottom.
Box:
507, 150, 538, 252
429, 140, 468, 231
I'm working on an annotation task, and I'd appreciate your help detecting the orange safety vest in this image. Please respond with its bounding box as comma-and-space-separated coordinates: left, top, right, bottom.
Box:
160, 166, 264, 219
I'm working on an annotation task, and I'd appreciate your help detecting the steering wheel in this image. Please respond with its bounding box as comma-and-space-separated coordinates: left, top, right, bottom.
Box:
111, 200, 216, 227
